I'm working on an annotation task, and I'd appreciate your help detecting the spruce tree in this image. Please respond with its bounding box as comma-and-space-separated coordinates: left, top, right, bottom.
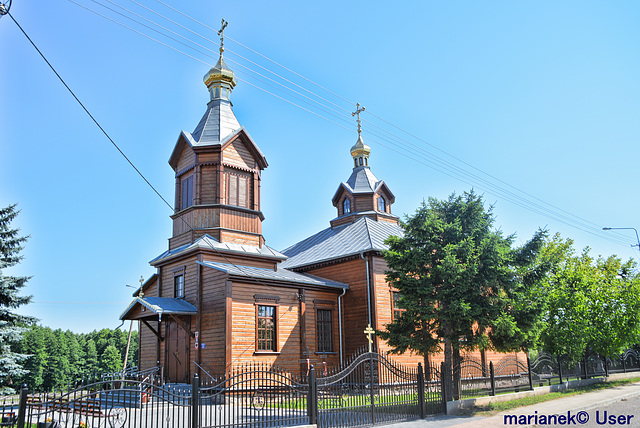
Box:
0, 204, 36, 394
379, 191, 548, 398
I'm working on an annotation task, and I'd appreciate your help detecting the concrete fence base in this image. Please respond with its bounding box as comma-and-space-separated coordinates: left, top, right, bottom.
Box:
447, 372, 640, 415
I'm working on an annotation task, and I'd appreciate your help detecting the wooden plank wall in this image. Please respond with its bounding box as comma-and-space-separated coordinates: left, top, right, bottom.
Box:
354, 195, 374, 212
223, 139, 255, 170
176, 146, 195, 173
199, 165, 218, 204
198, 268, 228, 374
305, 259, 369, 358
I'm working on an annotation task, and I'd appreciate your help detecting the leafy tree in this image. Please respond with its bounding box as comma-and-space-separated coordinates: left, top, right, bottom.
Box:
99, 345, 122, 374
379, 191, 548, 396
540, 234, 640, 362
0, 204, 36, 394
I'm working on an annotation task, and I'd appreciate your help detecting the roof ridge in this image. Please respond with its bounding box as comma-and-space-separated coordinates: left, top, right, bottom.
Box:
363, 217, 374, 249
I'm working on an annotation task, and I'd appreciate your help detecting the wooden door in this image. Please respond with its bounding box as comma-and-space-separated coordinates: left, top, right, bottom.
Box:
165, 317, 190, 383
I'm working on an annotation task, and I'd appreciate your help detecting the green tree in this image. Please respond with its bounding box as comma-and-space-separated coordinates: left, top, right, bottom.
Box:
540, 234, 640, 362
99, 345, 122, 374
84, 339, 100, 377
0, 205, 36, 394
18, 325, 46, 390
379, 191, 548, 392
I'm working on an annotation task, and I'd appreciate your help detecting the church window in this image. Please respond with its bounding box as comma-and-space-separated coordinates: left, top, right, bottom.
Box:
354, 159, 358, 168
365, 158, 368, 166
378, 196, 386, 212
359, 157, 363, 166
174, 275, 185, 299
180, 175, 194, 210
317, 309, 333, 352
256, 305, 277, 352
343, 198, 351, 214
227, 172, 250, 208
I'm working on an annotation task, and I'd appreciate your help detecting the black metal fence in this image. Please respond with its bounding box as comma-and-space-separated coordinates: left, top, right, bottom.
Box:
529, 349, 640, 386
0, 354, 441, 428
441, 355, 532, 401
4, 348, 639, 428
312, 350, 443, 427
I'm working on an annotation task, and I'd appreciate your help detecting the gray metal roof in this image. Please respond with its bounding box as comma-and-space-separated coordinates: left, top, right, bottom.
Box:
345, 167, 381, 194
198, 260, 348, 289
280, 216, 404, 269
151, 234, 286, 265
120, 297, 197, 320
188, 98, 241, 146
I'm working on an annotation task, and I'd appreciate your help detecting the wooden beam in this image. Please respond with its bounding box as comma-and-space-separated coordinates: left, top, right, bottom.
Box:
141, 319, 164, 342
170, 314, 195, 338
225, 279, 232, 371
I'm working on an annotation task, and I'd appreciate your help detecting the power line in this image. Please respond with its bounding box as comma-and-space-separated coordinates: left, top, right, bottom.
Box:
33, 0, 636, 250
63, 0, 632, 249
5, 9, 315, 298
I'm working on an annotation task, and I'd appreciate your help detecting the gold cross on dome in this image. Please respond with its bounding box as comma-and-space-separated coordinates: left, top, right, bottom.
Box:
363, 324, 375, 353
352, 103, 366, 135
218, 19, 229, 55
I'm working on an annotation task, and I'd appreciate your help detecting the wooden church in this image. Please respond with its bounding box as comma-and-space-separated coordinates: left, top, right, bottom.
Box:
120, 37, 520, 383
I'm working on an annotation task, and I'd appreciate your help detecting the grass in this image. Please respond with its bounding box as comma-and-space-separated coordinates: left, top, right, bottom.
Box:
464, 376, 640, 416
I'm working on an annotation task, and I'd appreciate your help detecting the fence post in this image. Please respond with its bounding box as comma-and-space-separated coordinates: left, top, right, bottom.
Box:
308, 366, 318, 426
489, 362, 495, 396
622, 354, 627, 373
16, 385, 28, 428
191, 374, 200, 428
369, 353, 376, 425
417, 363, 426, 419
440, 362, 448, 415
558, 356, 563, 384
527, 357, 533, 391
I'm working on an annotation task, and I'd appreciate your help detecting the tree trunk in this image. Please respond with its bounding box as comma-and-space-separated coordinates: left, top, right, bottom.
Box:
444, 338, 452, 401
453, 347, 462, 400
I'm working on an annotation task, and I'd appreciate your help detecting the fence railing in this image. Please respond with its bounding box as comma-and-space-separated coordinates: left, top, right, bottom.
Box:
4, 348, 639, 427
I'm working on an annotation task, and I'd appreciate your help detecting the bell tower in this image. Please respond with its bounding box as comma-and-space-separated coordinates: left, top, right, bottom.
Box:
167, 21, 268, 250
330, 103, 397, 227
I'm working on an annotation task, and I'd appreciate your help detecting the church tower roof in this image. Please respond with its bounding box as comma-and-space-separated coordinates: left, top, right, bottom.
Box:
329, 104, 397, 228
188, 20, 240, 147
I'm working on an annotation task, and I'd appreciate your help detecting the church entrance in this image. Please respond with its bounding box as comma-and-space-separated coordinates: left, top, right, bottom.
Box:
165, 317, 190, 383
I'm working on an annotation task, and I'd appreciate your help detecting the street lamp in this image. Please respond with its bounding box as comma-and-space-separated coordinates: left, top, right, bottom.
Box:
602, 227, 640, 254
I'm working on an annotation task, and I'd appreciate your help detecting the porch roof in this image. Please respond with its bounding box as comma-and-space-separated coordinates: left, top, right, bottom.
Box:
120, 296, 197, 321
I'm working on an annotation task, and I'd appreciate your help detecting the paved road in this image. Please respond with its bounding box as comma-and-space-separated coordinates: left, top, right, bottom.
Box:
385, 381, 640, 428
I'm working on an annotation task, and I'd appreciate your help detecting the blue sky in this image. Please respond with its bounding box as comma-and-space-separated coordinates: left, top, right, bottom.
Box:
1, 1, 639, 333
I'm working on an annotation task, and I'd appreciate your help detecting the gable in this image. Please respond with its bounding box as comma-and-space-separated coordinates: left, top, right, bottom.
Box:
331, 183, 353, 207
169, 131, 196, 171
373, 181, 395, 205
221, 129, 268, 170
223, 137, 257, 170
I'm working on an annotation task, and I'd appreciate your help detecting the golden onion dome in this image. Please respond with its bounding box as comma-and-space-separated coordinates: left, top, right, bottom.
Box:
203, 56, 237, 90
350, 135, 371, 158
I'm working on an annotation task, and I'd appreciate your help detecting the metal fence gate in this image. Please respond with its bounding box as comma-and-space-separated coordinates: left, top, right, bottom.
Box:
311, 351, 443, 428
197, 363, 308, 428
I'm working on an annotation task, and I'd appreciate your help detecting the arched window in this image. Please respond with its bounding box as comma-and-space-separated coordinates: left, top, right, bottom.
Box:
378, 196, 386, 212
359, 157, 363, 166
343, 198, 351, 214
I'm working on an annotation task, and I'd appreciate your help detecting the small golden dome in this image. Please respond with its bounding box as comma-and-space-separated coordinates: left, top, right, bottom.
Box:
203, 56, 237, 90
350, 135, 371, 158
